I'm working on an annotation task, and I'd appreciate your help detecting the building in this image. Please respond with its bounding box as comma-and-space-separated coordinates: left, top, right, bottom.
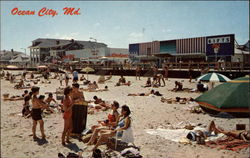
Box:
0, 49, 29, 65
29, 38, 107, 64
129, 34, 242, 66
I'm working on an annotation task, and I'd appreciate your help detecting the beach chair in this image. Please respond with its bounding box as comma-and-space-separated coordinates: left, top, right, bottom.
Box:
114, 127, 135, 150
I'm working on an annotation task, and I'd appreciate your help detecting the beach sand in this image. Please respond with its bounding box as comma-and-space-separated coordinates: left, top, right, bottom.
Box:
1, 71, 249, 158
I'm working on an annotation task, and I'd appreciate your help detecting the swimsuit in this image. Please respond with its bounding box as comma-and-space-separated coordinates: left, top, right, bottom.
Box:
31, 108, 42, 121
63, 97, 72, 119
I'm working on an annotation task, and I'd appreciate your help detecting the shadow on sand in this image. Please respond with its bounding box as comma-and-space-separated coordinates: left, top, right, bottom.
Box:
33, 138, 49, 146
64, 143, 81, 152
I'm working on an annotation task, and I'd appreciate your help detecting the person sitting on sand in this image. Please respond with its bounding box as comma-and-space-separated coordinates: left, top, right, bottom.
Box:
22, 94, 31, 117
197, 81, 208, 92
80, 74, 87, 81
30, 72, 34, 79
144, 78, 152, 87
31, 86, 51, 139
61, 86, 73, 146
98, 75, 106, 84
172, 81, 183, 92
90, 105, 132, 151
118, 76, 126, 84
45, 93, 57, 107
87, 101, 120, 145
39, 95, 54, 114
14, 79, 25, 89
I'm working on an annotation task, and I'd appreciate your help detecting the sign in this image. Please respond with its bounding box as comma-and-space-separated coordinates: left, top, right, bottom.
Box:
206, 34, 234, 56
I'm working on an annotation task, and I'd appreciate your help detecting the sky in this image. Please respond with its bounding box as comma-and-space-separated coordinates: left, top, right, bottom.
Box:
1, 1, 249, 54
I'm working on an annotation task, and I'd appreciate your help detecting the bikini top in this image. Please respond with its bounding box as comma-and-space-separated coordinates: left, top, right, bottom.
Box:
107, 114, 116, 123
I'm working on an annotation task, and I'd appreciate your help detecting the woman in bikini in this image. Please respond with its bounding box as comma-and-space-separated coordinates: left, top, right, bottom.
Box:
87, 101, 120, 145
61, 86, 73, 145
90, 105, 131, 151
31, 86, 50, 140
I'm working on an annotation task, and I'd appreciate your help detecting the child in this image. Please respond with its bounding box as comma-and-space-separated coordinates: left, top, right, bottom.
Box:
22, 90, 29, 97
22, 94, 31, 117
45, 93, 57, 107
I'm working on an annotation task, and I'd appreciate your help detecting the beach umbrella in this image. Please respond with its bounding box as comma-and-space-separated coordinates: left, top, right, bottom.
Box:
195, 76, 250, 117
37, 65, 48, 69
81, 67, 95, 79
6, 65, 18, 69
197, 72, 230, 82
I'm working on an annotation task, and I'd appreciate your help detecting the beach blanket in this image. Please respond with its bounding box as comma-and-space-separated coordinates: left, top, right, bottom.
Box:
145, 127, 224, 143
205, 136, 250, 151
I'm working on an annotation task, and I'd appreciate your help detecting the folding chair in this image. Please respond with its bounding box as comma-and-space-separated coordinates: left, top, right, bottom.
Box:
115, 127, 135, 150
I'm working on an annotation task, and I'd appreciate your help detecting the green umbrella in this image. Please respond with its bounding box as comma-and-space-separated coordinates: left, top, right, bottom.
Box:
195, 76, 250, 115
81, 67, 95, 79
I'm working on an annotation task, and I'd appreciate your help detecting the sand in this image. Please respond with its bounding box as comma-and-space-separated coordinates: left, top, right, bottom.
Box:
1, 71, 249, 158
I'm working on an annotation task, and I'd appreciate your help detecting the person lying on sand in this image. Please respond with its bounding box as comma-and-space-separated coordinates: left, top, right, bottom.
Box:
161, 97, 194, 104
128, 90, 162, 96
81, 81, 99, 92
209, 121, 250, 142
171, 81, 183, 92
86, 101, 120, 145
88, 96, 111, 112
186, 121, 250, 144
116, 81, 131, 86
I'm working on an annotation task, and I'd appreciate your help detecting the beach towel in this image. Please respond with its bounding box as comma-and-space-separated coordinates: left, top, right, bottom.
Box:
145, 127, 224, 143
205, 136, 250, 151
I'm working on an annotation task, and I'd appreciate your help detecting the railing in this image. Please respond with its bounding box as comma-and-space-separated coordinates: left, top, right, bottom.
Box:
1, 61, 250, 72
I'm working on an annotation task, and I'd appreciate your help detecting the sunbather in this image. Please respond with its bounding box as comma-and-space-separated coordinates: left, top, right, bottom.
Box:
171, 81, 183, 92
90, 105, 132, 151
144, 78, 151, 87
14, 79, 24, 89
45, 93, 57, 106
87, 101, 120, 145
208, 121, 250, 142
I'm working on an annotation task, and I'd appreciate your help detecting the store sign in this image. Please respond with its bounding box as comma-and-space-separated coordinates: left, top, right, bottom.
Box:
207, 36, 230, 44
206, 34, 234, 56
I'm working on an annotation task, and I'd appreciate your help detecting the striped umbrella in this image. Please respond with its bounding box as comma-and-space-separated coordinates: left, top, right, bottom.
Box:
196, 73, 230, 82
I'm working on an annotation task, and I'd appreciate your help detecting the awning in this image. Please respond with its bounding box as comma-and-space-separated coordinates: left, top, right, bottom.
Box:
153, 53, 173, 57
